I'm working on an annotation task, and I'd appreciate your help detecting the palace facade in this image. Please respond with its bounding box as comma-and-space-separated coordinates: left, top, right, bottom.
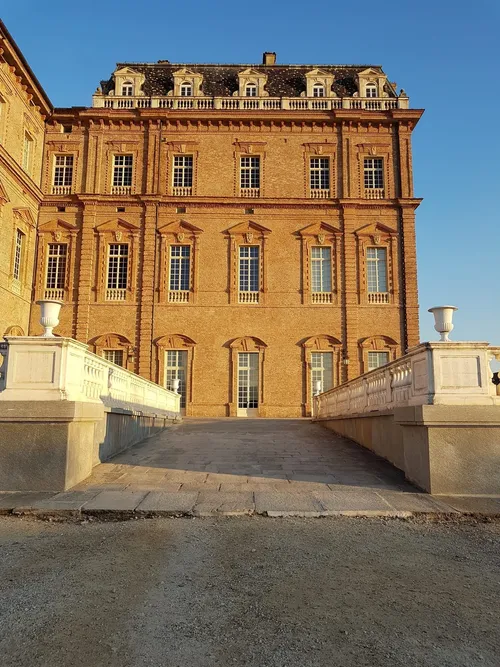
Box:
0, 21, 51, 335
0, 30, 423, 417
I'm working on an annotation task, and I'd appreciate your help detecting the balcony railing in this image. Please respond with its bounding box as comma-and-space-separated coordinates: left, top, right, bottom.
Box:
172, 186, 193, 197
106, 288, 127, 301
44, 288, 65, 300
94, 95, 409, 111
310, 189, 330, 199
111, 185, 132, 195
168, 290, 190, 303
52, 185, 72, 195
312, 292, 333, 304
367, 292, 390, 304
239, 291, 259, 304
364, 188, 385, 200
240, 188, 260, 198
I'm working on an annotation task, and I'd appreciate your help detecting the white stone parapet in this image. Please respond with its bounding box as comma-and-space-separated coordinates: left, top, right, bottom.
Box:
92, 95, 409, 111
315, 342, 500, 420
0, 336, 181, 415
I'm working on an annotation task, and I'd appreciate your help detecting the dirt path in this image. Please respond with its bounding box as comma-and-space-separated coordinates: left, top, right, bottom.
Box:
0, 516, 498, 666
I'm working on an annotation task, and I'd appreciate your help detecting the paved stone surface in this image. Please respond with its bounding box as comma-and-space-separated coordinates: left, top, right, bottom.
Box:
83, 490, 148, 511
135, 491, 199, 514
1, 517, 499, 666
1, 419, 498, 516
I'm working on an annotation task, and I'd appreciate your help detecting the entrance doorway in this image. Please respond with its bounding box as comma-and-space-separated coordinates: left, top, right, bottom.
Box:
237, 352, 259, 417
165, 350, 187, 414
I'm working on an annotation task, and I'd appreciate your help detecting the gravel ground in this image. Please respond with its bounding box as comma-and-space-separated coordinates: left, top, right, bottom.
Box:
0, 516, 498, 667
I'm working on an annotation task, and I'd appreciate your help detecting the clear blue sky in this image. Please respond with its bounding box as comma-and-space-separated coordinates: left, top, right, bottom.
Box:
3, 0, 498, 343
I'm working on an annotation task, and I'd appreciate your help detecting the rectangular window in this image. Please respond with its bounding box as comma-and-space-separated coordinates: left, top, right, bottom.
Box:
368, 351, 390, 371
366, 247, 388, 294
53, 155, 74, 190
239, 246, 259, 302
311, 247, 332, 294
311, 352, 333, 396
173, 155, 193, 190
13, 229, 24, 281
45, 243, 67, 298
103, 349, 124, 366
106, 244, 129, 299
112, 155, 133, 188
310, 157, 330, 196
240, 156, 260, 194
169, 245, 191, 300
165, 350, 187, 409
22, 132, 33, 173
364, 157, 384, 190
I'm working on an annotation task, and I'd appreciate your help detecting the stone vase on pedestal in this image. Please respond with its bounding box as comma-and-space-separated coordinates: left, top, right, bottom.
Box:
428, 305, 458, 342
36, 299, 63, 337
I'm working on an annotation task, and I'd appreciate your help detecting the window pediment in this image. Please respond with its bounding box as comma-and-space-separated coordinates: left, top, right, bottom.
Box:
91, 332, 132, 348
360, 335, 398, 350
233, 141, 267, 155
38, 218, 78, 240
298, 221, 340, 241
229, 336, 267, 351
225, 220, 271, 240
156, 334, 196, 349
158, 219, 203, 241
95, 218, 140, 240
302, 335, 341, 349
13, 207, 36, 228
354, 221, 396, 241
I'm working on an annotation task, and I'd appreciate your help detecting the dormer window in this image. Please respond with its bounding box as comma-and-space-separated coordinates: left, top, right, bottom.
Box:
180, 82, 193, 97
312, 84, 325, 98
245, 83, 258, 97
122, 82, 134, 96
366, 83, 377, 98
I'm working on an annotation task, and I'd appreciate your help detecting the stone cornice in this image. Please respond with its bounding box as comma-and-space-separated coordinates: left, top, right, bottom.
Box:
0, 145, 43, 202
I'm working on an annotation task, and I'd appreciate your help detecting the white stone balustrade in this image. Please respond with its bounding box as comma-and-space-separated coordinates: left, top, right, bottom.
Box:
315, 342, 500, 420
93, 95, 409, 111
0, 336, 181, 415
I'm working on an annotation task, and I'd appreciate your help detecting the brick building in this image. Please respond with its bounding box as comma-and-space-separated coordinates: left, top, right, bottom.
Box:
0, 21, 52, 336
13, 48, 422, 417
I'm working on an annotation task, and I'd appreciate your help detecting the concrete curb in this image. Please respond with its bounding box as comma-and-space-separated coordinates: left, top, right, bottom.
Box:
2, 491, 500, 520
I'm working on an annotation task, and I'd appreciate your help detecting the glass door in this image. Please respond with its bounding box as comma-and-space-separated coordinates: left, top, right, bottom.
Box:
311, 352, 333, 397
237, 352, 259, 417
165, 350, 188, 413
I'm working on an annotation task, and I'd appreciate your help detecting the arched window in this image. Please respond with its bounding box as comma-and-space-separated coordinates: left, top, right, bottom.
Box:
180, 82, 193, 97
312, 83, 325, 98
121, 82, 134, 97
366, 83, 377, 98
245, 83, 258, 97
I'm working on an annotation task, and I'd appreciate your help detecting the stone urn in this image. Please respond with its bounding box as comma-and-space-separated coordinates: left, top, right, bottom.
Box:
428, 305, 458, 342
36, 299, 63, 337
172, 378, 180, 394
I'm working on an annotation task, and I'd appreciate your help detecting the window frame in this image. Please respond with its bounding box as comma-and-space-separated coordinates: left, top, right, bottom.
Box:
310, 246, 332, 295
240, 155, 261, 196
22, 131, 34, 174
366, 246, 388, 295
112, 154, 133, 191
365, 83, 378, 98
180, 82, 193, 97
44, 242, 68, 298
106, 243, 129, 300
13, 228, 24, 282
172, 154, 194, 194
245, 82, 258, 97
52, 154, 74, 193
121, 81, 134, 96
103, 349, 125, 366
367, 350, 390, 371
309, 156, 330, 197
238, 245, 260, 303
168, 244, 191, 300
312, 83, 326, 98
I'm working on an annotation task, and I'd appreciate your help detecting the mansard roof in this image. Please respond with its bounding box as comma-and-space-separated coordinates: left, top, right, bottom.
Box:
100, 62, 394, 98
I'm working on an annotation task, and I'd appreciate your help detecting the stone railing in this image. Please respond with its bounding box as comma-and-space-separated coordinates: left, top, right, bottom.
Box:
0, 336, 181, 415
52, 185, 72, 195
93, 95, 409, 111
239, 291, 260, 304
168, 290, 190, 303
315, 342, 500, 420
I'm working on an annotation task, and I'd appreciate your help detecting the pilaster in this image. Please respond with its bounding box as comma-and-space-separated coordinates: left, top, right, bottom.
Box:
74, 202, 97, 342
341, 204, 360, 381
399, 205, 419, 349
137, 202, 157, 379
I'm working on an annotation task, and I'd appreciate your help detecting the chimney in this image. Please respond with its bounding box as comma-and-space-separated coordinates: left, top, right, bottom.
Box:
263, 52, 276, 66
